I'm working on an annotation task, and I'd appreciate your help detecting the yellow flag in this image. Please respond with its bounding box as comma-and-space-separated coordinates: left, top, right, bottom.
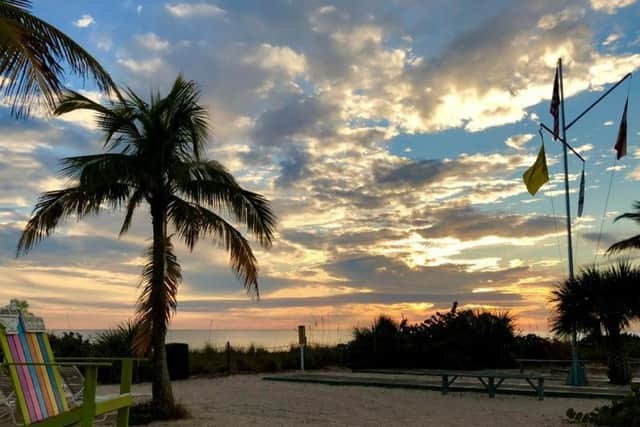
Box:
523, 144, 549, 195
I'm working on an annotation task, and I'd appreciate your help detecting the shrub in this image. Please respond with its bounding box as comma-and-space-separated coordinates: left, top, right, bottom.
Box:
513, 334, 571, 360
347, 302, 518, 370
567, 385, 640, 425
49, 332, 92, 357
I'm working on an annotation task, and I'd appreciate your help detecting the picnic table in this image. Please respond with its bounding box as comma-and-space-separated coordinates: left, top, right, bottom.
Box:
358, 369, 547, 400
515, 358, 587, 374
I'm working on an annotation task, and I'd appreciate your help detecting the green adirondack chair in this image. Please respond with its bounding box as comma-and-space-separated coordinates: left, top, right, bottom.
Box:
0, 300, 133, 426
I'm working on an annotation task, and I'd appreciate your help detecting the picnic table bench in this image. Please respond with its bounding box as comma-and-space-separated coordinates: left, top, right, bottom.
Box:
358, 369, 547, 400
515, 358, 587, 374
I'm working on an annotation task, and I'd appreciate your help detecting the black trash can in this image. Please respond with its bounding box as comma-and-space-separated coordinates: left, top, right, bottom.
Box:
165, 343, 189, 380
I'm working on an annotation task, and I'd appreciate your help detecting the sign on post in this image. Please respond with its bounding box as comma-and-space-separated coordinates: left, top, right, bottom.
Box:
298, 325, 306, 371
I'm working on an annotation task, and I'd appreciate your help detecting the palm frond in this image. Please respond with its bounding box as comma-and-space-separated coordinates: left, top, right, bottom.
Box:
168, 196, 260, 296
175, 161, 276, 247
60, 153, 138, 185
613, 202, 640, 225
54, 90, 141, 148
2, 1, 31, 8
607, 234, 640, 254
0, 2, 119, 116
17, 183, 131, 254
164, 75, 208, 161
119, 189, 144, 236
132, 237, 182, 356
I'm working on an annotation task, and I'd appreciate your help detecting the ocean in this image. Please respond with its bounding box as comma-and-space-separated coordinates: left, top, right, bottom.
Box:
52, 328, 353, 351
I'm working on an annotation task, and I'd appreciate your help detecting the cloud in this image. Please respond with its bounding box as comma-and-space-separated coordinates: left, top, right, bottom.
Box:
73, 14, 95, 28
135, 32, 170, 51
3, 0, 640, 330
505, 133, 535, 150
165, 3, 225, 18
117, 57, 164, 74
537, 6, 585, 30
275, 147, 310, 188
243, 44, 307, 77
603, 33, 621, 46
418, 206, 560, 241
590, 0, 636, 14
94, 35, 113, 51
251, 96, 336, 146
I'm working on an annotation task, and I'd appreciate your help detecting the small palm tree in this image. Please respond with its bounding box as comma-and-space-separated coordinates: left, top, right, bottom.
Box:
0, 0, 118, 116
607, 201, 640, 254
17, 75, 276, 413
551, 262, 640, 384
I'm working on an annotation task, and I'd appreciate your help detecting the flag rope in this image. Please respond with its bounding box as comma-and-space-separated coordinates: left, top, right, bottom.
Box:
539, 128, 564, 262
593, 158, 617, 263
593, 75, 632, 263
548, 188, 564, 263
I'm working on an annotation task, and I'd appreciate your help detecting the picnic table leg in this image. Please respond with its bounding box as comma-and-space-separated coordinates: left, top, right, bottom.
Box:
442, 375, 448, 395
538, 377, 544, 401
488, 377, 495, 398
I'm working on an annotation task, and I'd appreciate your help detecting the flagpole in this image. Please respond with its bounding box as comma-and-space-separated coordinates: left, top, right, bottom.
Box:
558, 58, 583, 387
537, 58, 630, 386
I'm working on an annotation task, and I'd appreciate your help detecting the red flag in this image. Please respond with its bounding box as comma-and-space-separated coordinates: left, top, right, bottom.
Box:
550, 67, 560, 140
615, 98, 628, 160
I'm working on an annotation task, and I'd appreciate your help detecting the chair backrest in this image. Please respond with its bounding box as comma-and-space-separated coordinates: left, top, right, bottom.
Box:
58, 364, 84, 400
0, 301, 69, 425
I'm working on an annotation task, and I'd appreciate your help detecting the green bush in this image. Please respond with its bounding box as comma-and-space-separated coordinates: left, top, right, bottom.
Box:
48, 332, 92, 357
567, 385, 640, 425
347, 302, 518, 370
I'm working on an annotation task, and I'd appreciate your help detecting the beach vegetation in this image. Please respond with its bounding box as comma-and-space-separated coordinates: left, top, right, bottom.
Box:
347, 303, 519, 369
567, 385, 640, 425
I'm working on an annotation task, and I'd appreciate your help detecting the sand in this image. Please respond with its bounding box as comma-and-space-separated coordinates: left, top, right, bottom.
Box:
94, 374, 608, 426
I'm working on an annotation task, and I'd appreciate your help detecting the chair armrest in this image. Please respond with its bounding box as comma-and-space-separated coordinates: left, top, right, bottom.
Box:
56, 357, 148, 362
53, 358, 136, 396
3, 361, 112, 367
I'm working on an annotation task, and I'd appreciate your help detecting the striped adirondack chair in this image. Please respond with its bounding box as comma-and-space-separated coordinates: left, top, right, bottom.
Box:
0, 300, 133, 426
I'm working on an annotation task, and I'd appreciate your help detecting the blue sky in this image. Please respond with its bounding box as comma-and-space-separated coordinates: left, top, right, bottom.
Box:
2, 0, 640, 331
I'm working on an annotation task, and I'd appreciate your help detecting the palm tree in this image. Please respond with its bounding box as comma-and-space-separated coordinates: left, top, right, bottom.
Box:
551, 262, 640, 384
607, 201, 640, 254
17, 75, 276, 413
0, 0, 118, 116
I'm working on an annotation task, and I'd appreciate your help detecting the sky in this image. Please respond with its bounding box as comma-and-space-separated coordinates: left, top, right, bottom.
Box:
2, 0, 640, 334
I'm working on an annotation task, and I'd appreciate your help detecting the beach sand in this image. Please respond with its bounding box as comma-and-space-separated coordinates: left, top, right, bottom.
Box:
95, 374, 608, 426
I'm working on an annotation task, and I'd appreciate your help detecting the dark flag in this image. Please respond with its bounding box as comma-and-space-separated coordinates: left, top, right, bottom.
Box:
550, 67, 560, 140
615, 98, 628, 160
577, 167, 585, 217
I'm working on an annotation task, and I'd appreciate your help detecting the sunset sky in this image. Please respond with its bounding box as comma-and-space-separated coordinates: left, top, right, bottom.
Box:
2, 0, 640, 332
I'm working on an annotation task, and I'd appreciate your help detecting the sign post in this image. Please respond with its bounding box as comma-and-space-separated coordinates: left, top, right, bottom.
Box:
298, 325, 306, 371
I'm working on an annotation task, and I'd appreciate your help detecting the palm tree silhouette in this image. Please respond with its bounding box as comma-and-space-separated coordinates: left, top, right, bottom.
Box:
17, 75, 276, 412
0, 0, 118, 116
607, 201, 640, 254
551, 262, 640, 384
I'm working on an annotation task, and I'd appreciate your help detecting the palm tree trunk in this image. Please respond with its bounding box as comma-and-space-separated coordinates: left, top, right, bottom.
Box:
607, 328, 631, 385
150, 201, 175, 412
